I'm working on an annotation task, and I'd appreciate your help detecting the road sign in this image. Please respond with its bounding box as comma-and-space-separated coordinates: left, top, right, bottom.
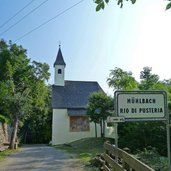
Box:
107, 116, 125, 123
113, 90, 170, 170
115, 90, 167, 121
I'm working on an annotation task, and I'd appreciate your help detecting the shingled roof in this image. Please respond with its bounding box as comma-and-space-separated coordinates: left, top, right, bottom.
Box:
52, 80, 103, 109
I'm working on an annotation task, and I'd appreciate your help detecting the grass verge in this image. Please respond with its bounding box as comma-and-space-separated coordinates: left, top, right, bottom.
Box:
54, 138, 168, 170
0, 149, 16, 161
54, 137, 113, 164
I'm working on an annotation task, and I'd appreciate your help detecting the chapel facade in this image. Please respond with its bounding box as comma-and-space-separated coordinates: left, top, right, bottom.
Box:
51, 46, 114, 145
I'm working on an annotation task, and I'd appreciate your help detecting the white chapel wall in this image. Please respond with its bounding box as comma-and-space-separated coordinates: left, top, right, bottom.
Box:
52, 109, 115, 145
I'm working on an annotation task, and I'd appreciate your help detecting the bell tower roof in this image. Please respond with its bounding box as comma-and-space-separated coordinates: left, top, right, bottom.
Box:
54, 45, 66, 67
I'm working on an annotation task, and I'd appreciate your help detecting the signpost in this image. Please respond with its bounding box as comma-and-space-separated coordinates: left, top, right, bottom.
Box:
115, 90, 167, 121
107, 116, 125, 123
107, 90, 170, 170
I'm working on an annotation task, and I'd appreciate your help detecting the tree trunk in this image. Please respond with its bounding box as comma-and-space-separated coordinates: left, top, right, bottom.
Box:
95, 122, 97, 138
103, 119, 105, 138
9, 116, 19, 149
2, 123, 8, 142
100, 120, 104, 138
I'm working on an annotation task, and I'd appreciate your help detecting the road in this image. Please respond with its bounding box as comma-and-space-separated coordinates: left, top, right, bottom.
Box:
0, 144, 90, 171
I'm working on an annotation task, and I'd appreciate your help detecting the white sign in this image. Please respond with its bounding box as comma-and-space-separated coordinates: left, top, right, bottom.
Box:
107, 116, 125, 123
115, 91, 167, 121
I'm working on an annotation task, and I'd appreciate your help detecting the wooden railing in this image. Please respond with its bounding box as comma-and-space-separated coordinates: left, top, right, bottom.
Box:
99, 142, 154, 171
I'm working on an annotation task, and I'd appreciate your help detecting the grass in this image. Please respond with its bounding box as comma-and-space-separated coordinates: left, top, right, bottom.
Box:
0, 149, 16, 160
55, 138, 168, 170
55, 137, 113, 164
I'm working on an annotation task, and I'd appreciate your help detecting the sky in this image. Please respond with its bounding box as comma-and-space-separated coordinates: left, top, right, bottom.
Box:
0, 0, 171, 95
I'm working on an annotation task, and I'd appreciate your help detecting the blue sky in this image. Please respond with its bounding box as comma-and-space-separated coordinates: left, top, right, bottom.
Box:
0, 0, 171, 95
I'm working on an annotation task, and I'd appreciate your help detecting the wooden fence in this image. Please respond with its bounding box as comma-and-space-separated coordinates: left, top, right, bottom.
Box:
99, 142, 154, 171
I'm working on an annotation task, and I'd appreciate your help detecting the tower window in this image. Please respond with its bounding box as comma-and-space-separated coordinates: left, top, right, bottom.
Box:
58, 69, 62, 74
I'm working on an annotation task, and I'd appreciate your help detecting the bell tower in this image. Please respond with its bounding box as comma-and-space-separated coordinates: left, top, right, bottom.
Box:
54, 45, 66, 86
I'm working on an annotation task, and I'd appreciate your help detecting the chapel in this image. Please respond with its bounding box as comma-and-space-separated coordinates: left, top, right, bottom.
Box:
52, 46, 114, 145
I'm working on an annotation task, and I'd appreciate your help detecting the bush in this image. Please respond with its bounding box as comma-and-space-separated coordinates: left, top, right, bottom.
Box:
137, 147, 168, 171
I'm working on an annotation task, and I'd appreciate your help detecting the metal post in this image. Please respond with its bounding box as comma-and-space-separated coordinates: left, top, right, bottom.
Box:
114, 123, 118, 148
166, 116, 171, 171
114, 91, 118, 148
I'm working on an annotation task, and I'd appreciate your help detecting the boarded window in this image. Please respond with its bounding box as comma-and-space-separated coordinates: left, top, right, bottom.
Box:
70, 116, 90, 132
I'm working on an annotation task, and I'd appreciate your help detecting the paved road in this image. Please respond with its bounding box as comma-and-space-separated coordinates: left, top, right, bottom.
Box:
0, 144, 89, 171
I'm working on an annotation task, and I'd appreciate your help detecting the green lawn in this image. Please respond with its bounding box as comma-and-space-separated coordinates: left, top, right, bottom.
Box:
55, 137, 113, 164
0, 149, 16, 160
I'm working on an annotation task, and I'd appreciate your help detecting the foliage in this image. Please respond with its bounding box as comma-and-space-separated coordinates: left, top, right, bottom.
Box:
0, 40, 32, 148
20, 85, 52, 144
137, 147, 168, 170
0, 149, 17, 161
86, 92, 113, 138
0, 114, 9, 123
107, 66, 171, 156
118, 121, 167, 155
32, 60, 50, 82
139, 66, 159, 90
94, 0, 136, 11
107, 67, 138, 90
94, 0, 171, 11
0, 39, 52, 147
166, 2, 171, 10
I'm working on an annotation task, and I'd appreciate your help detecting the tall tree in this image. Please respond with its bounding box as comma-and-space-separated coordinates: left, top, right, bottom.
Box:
0, 39, 51, 148
0, 40, 33, 149
139, 66, 159, 90
107, 67, 138, 90
20, 84, 52, 144
86, 92, 113, 138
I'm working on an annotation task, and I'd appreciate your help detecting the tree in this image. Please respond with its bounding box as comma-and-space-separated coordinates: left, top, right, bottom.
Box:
138, 66, 159, 90
20, 85, 52, 144
86, 92, 113, 138
107, 66, 171, 155
107, 67, 138, 90
94, 0, 171, 11
0, 40, 33, 149
0, 39, 51, 148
